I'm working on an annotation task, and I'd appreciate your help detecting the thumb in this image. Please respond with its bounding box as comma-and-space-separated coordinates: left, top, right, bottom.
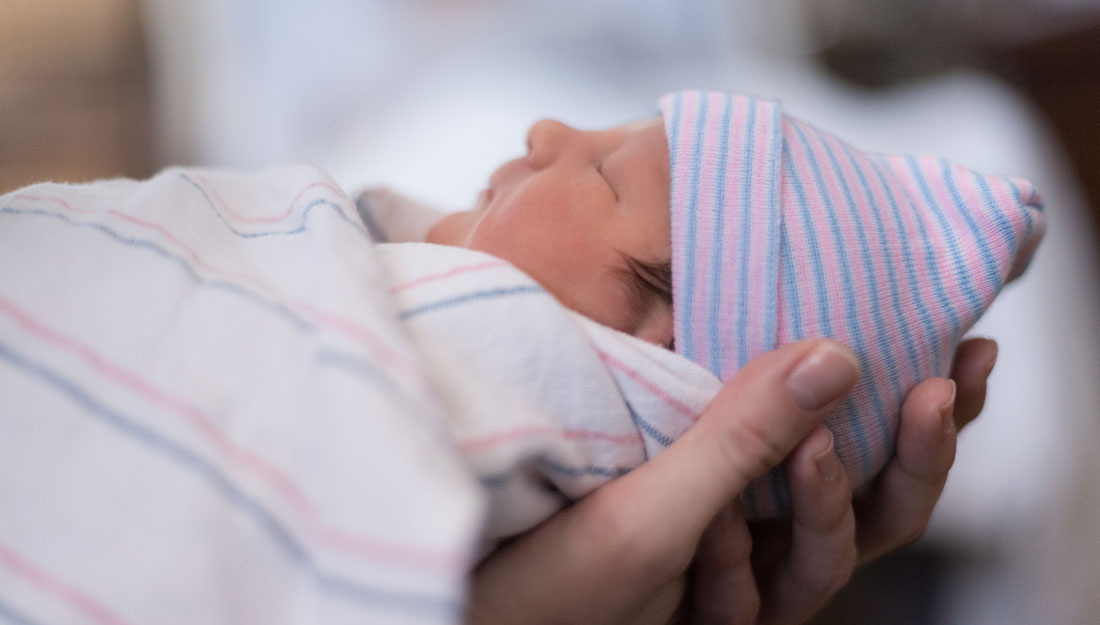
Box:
466, 339, 860, 624
596, 338, 860, 566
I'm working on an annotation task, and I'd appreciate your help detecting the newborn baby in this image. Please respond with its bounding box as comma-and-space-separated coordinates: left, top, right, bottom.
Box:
367, 89, 1045, 515
0, 91, 1046, 620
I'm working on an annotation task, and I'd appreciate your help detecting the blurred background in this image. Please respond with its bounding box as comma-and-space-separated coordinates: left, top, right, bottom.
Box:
2, 1, 1099, 622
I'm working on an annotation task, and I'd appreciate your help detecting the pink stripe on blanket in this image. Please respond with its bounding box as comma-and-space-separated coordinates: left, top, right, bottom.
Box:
457, 425, 643, 454
13, 193, 425, 387
0, 294, 314, 514
98, 207, 425, 386
14, 193, 84, 213
390, 261, 511, 293
0, 542, 135, 625
596, 350, 700, 421
0, 294, 468, 572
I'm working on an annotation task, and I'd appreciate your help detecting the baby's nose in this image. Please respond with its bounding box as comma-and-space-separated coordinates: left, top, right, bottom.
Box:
526, 119, 574, 169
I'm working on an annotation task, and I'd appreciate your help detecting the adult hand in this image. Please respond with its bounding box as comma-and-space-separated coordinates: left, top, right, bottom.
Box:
692, 337, 997, 624
468, 337, 997, 624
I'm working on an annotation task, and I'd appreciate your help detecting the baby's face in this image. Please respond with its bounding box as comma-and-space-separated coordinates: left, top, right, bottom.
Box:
427, 117, 673, 346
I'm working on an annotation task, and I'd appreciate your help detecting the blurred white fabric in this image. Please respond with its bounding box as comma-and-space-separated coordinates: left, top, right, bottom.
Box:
142, 1, 1100, 622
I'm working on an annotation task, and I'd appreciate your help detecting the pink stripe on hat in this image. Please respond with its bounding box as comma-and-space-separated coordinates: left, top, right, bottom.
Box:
659, 90, 1046, 517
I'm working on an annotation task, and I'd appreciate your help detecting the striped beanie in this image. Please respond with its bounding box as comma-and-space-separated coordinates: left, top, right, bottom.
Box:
659, 90, 1046, 518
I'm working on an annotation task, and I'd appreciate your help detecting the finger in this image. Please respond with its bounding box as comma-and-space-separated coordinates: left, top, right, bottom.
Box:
691, 503, 760, 625
469, 339, 859, 623
950, 337, 997, 431
601, 338, 860, 571
758, 426, 856, 625
852, 338, 995, 564
626, 577, 688, 625
854, 376, 957, 562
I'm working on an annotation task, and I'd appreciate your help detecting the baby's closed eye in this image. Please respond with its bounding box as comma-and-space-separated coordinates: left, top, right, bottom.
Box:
596, 161, 619, 201
616, 254, 675, 348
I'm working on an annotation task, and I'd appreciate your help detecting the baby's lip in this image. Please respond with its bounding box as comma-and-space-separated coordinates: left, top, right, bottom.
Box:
476, 186, 494, 210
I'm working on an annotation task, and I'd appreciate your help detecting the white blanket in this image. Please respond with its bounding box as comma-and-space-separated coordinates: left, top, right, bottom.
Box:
0, 166, 718, 625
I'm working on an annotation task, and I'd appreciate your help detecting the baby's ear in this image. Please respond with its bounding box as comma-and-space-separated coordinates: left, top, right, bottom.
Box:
354, 187, 449, 243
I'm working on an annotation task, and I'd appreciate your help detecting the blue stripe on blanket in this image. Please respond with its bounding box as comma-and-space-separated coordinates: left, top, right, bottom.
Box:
0, 340, 459, 620
355, 194, 390, 243
624, 398, 673, 449
537, 457, 633, 478
178, 173, 368, 239
1, 205, 412, 404
0, 598, 44, 625
398, 286, 546, 320
0, 206, 314, 330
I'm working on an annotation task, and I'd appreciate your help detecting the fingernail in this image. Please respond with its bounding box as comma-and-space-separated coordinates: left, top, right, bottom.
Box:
940, 379, 957, 435
786, 343, 860, 411
812, 427, 841, 481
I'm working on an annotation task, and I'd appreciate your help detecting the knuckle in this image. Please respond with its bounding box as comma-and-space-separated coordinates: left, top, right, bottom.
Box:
583, 499, 688, 578
722, 418, 788, 479
816, 494, 854, 535
798, 548, 856, 600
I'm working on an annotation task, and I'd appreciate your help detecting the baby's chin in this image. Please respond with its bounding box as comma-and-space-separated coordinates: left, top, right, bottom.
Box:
426, 186, 495, 246
426, 210, 479, 246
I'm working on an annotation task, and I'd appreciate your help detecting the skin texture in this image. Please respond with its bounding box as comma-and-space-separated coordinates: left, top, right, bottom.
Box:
428, 117, 674, 345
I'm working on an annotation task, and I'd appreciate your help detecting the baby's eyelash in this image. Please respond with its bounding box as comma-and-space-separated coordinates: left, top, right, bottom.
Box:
615, 256, 676, 351
619, 255, 673, 306
596, 162, 618, 200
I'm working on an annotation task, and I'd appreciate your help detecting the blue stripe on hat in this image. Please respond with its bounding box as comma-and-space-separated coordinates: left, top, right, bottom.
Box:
1003, 178, 1036, 236
681, 94, 709, 362
906, 156, 983, 323
782, 143, 833, 335
894, 156, 964, 343
732, 97, 757, 370
780, 229, 803, 334
867, 158, 943, 369
1005, 178, 1038, 239
762, 105, 783, 353
941, 161, 1007, 293
822, 138, 906, 400
973, 168, 1026, 249
842, 145, 923, 381
790, 122, 876, 477
819, 138, 905, 459
785, 132, 877, 479
706, 95, 733, 374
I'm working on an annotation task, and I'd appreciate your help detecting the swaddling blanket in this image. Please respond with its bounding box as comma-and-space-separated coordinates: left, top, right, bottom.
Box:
0, 165, 718, 625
